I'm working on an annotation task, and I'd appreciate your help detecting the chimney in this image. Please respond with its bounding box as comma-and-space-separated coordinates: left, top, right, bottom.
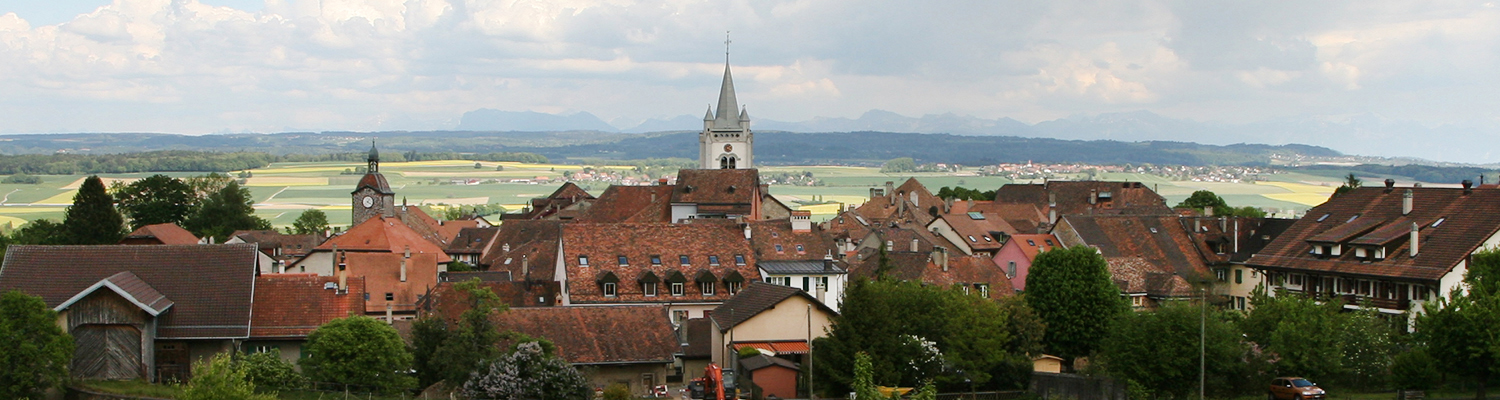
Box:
1049, 209, 1057, 225
1385, 179, 1396, 192
1403, 189, 1413, 216
1410, 222, 1420, 257
1048, 192, 1057, 208
400, 247, 409, 283
658, 178, 668, 186
967, 199, 974, 210
944, 197, 954, 213
1194, 219, 1201, 232
521, 255, 529, 282
337, 251, 348, 293
1232, 219, 1240, 254
1463, 180, 1474, 195
910, 239, 919, 252
385, 303, 393, 324
932, 249, 949, 272
792, 210, 813, 231
1089, 189, 1098, 205
1203, 206, 1214, 217
743, 224, 752, 239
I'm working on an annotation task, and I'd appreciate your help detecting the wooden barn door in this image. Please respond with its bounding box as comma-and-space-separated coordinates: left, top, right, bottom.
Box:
72, 325, 143, 380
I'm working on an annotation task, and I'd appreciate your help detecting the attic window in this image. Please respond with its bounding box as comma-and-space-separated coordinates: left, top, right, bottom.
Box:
983, 236, 992, 242
967, 235, 977, 242
679, 255, 691, 265
1045, 239, 1054, 246
734, 255, 746, 265
504, 258, 513, 265
1027, 239, 1036, 246
796, 244, 805, 253
579, 256, 589, 267
1316, 214, 1331, 222
1149, 228, 1158, 234
775, 244, 784, 253
651, 255, 662, 266
709, 255, 721, 265
727, 186, 736, 193
1347, 214, 1361, 223
967, 212, 985, 220
385, 293, 394, 301
1432, 218, 1446, 228
618, 256, 629, 266
603, 282, 617, 297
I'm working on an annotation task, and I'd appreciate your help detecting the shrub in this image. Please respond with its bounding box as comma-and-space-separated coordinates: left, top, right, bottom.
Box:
1391, 347, 1439, 390
603, 383, 632, 400
300, 316, 416, 394
178, 353, 276, 400
2, 174, 42, 184
462, 341, 590, 400
240, 350, 308, 390
0, 290, 74, 399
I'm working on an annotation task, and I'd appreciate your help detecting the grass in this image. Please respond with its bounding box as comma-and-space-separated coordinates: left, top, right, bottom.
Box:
76, 379, 182, 398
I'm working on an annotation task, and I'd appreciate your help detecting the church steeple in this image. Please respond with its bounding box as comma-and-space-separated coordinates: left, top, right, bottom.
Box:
712, 62, 740, 129
699, 32, 753, 170
367, 141, 380, 173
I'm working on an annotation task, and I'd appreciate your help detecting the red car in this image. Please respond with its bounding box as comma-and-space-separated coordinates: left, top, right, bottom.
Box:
1268, 377, 1326, 400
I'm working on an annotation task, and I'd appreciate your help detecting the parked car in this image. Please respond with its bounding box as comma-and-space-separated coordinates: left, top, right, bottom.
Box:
1268, 377, 1326, 400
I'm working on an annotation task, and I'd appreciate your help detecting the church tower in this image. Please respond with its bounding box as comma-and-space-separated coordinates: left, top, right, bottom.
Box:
700, 40, 753, 169
351, 142, 396, 226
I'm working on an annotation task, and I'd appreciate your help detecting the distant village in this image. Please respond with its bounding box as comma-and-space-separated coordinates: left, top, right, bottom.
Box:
4, 58, 1499, 400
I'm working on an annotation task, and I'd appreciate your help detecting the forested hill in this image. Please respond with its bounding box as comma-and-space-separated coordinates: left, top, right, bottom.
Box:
0, 130, 1339, 167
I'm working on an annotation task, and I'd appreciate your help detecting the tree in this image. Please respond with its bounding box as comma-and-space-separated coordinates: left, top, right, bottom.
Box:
935, 186, 995, 201
0, 290, 74, 399
291, 209, 329, 236
300, 316, 417, 394
178, 353, 276, 400
184, 173, 236, 200
462, 341, 591, 400
812, 278, 1037, 394
422, 278, 507, 386
1175, 190, 1229, 215
1100, 302, 1249, 399
2, 174, 42, 184
113, 174, 196, 229
1025, 245, 1126, 365
1390, 347, 1439, 391
240, 349, 309, 390
1334, 173, 1362, 196
183, 181, 271, 242
880, 158, 917, 173
1418, 248, 1500, 399
9, 219, 67, 245
1240, 291, 1349, 381
63, 175, 127, 244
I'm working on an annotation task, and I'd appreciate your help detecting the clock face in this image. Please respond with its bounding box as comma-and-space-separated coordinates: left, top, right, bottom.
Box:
362, 196, 375, 208
724, 144, 733, 152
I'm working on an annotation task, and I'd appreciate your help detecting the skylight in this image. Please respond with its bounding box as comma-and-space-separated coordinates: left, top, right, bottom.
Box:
1347, 214, 1361, 223
967, 212, 985, 220
1317, 214, 1331, 222
1432, 217, 1446, 228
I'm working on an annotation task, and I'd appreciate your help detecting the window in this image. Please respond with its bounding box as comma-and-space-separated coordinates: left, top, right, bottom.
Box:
1414, 285, 1431, 301
817, 277, 828, 290
1347, 214, 1361, 223
962, 285, 970, 295
709, 255, 721, 265
775, 244, 784, 253
765, 276, 791, 286
700, 281, 715, 296
1026, 240, 1035, 246
796, 244, 805, 253
249, 345, 274, 354
1235, 269, 1243, 284
727, 281, 742, 295
680, 255, 691, 265
983, 236, 992, 242
1316, 213, 1330, 222
651, 255, 662, 266
1289, 274, 1304, 286
1007, 261, 1016, 277
1215, 269, 1228, 282
385, 293, 394, 301
734, 255, 746, 265
978, 284, 989, 298
618, 256, 629, 266
672, 310, 689, 324
603, 282, 617, 297
1149, 228, 1158, 234
1045, 239, 1054, 246
644, 282, 658, 297
1433, 218, 1446, 228
579, 256, 589, 267
967, 235, 977, 242
671, 282, 685, 296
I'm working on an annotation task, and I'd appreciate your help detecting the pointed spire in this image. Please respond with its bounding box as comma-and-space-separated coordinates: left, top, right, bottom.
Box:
713, 61, 740, 128
739, 106, 749, 121
705, 107, 714, 121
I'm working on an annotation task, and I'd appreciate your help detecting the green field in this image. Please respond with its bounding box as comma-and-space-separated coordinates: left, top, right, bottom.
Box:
0, 161, 1376, 229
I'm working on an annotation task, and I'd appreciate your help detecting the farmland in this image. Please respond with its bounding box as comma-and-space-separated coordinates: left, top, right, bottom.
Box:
0, 160, 1373, 230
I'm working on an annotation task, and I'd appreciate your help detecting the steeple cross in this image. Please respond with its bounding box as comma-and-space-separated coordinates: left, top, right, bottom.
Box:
724, 31, 732, 60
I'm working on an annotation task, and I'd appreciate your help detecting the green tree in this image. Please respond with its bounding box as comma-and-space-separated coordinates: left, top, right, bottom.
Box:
2, 174, 42, 184
0, 290, 74, 399
1100, 301, 1249, 399
461, 341, 590, 400
1025, 245, 1126, 365
183, 181, 271, 242
178, 353, 276, 400
63, 175, 127, 244
1240, 291, 1348, 380
8, 219, 67, 245
431, 278, 507, 385
1418, 248, 1500, 399
880, 158, 918, 173
113, 174, 196, 229
300, 316, 417, 394
1390, 347, 1439, 391
240, 349, 308, 390
1333, 173, 1362, 197
1175, 190, 1229, 214
291, 209, 329, 236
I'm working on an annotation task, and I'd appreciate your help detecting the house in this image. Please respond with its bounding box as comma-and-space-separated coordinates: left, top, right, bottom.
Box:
491, 306, 679, 395
226, 230, 322, 274
1246, 181, 1500, 315
119, 223, 201, 245
926, 205, 1017, 256
679, 318, 715, 385
246, 273, 366, 364
741, 354, 800, 399
747, 215, 849, 310
342, 251, 440, 321
573, 170, 791, 224
1219, 218, 1296, 310
993, 181, 1171, 230
850, 250, 1015, 299
853, 179, 943, 227
445, 226, 499, 266
418, 277, 560, 314
557, 222, 760, 323
574, 185, 676, 223
0, 244, 260, 382
708, 282, 837, 387
991, 233, 1061, 292
520, 182, 596, 220
1051, 215, 1212, 309
290, 216, 452, 274
479, 220, 563, 283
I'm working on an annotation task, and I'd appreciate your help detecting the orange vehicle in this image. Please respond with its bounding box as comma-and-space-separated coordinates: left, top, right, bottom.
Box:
1268, 377, 1326, 400
689, 363, 738, 400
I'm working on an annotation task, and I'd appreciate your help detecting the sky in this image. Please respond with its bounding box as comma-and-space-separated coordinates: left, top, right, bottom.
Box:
0, 0, 1497, 162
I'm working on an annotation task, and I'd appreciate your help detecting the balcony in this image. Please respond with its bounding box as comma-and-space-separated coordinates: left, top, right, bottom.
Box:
1278, 289, 1411, 311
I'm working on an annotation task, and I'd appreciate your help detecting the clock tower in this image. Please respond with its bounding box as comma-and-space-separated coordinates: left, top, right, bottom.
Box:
351, 142, 396, 226
700, 36, 752, 170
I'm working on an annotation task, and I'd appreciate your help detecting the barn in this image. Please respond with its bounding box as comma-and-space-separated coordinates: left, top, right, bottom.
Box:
0, 244, 259, 382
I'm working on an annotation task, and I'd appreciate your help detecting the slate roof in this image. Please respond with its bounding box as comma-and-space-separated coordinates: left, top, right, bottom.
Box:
250, 274, 365, 338
318, 216, 452, 263
480, 220, 562, 281
1247, 187, 1500, 282
560, 222, 760, 304
492, 306, 679, 365
345, 252, 440, 314
758, 260, 846, 275
749, 219, 839, 261
122, 223, 200, 245
0, 244, 259, 338
710, 281, 837, 332
673, 169, 761, 205
576, 185, 675, 223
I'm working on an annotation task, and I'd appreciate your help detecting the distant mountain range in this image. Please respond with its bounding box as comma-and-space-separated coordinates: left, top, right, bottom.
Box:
456, 108, 1500, 165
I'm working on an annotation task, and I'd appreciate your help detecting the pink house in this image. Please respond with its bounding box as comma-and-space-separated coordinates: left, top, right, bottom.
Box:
992, 234, 1060, 292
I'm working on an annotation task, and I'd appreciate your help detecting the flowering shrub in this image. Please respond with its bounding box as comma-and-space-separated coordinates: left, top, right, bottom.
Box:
462, 342, 591, 400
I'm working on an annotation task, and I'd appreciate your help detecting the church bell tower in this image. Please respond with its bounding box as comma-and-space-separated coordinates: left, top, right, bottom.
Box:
700, 34, 753, 170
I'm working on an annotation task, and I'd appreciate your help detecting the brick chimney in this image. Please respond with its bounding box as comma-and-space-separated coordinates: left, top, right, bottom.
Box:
885, 181, 895, 201
911, 239, 919, 252
1403, 189, 1413, 216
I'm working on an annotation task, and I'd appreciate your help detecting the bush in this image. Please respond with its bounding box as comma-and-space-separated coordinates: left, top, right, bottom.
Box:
738, 346, 762, 359
1391, 347, 1439, 390
603, 383, 632, 400
2, 174, 42, 184
240, 350, 308, 390
300, 316, 416, 394
0, 290, 74, 399
463, 341, 590, 400
178, 353, 276, 400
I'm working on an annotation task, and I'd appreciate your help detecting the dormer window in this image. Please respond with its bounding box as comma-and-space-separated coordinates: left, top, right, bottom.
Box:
618, 256, 629, 266
579, 256, 589, 267
651, 255, 662, 266
680, 255, 691, 265
796, 244, 805, 253
734, 255, 746, 265
709, 255, 721, 266
775, 244, 784, 253
603, 282, 617, 297
671, 282, 685, 297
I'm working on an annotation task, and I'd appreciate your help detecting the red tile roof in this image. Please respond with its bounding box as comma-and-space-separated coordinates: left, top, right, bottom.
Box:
0, 244, 259, 338
318, 216, 452, 263
230, 230, 321, 260
823, 210, 873, 242
250, 274, 366, 338
492, 306, 679, 365
1008, 234, 1061, 260
121, 223, 200, 245
1248, 187, 1500, 282
344, 252, 440, 314
994, 181, 1170, 218
1057, 215, 1213, 281
1107, 257, 1194, 297
436, 220, 480, 244
575, 185, 675, 223
560, 222, 759, 304
354, 172, 394, 195
848, 252, 1014, 299
672, 169, 762, 205
934, 211, 1015, 252
523, 182, 595, 219
748, 219, 838, 261
419, 280, 561, 321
